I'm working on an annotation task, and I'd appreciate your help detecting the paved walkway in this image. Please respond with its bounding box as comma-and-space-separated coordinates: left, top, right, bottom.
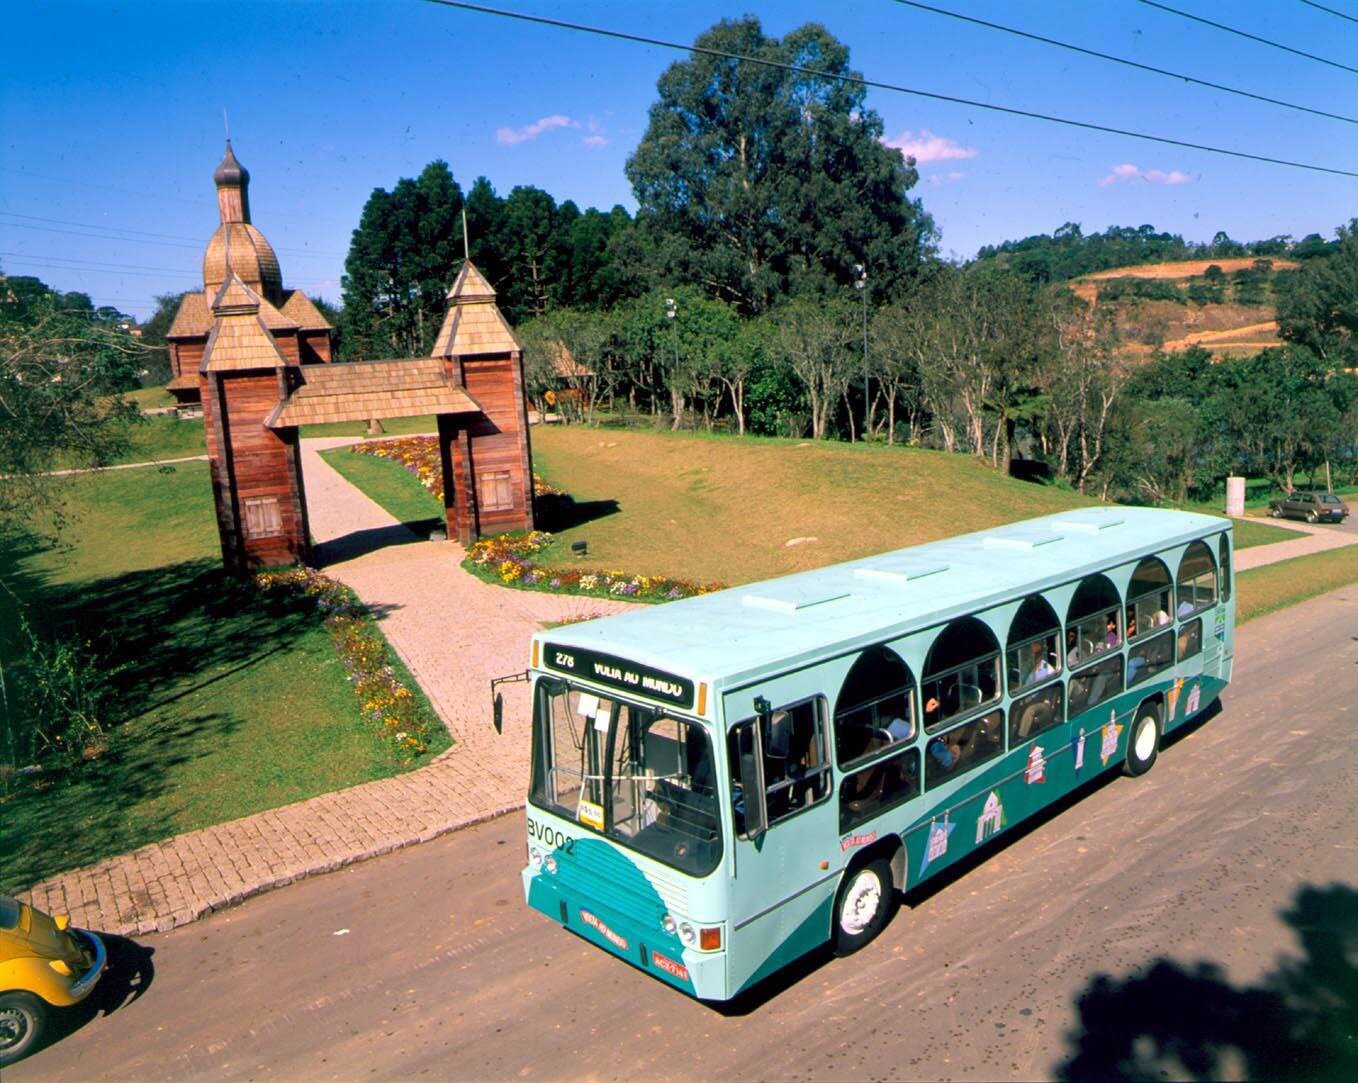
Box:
17, 451, 1357, 934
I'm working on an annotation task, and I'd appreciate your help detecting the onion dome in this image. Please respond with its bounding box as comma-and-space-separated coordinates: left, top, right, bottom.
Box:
203, 223, 283, 301
213, 140, 250, 188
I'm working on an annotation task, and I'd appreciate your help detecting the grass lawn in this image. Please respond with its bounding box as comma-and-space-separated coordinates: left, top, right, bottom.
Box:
530, 427, 1086, 584
1230, 518, 1304, 549
0, 461, 448, 893
54, 413, 206, 469
124, 386, 176, 411
1236, 546, 1358, 623
302, 416, 438, 439
320, 446, 443, 527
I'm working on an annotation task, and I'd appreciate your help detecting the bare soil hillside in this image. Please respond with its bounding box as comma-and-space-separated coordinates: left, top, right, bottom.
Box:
1072, 259, 1297, 359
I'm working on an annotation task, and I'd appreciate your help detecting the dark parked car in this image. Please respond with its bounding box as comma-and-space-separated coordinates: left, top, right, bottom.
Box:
1268, 490, 1350, 523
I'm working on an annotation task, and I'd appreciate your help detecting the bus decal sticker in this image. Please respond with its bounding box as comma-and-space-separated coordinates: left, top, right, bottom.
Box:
651, 950, 690, 983
1186, 682, 1201, 715
1100, 713, 1122, 765
920, 814, 955, 875
579, 908, 629, 951
1025, 745, 1047, 785
1072, 728, 1087, 773
840, 830, 878, 853
1168, 677, 1185, 718
976, 792, 1005, 843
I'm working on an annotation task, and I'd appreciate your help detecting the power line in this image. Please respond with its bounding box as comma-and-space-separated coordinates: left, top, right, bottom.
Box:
0, 250, 193, 275
421, 0, 1358, 178
1299, 0, 1358, 24
886, 0, 1358, 125
0, 213, 348, 260
1138, 0, 1358, 75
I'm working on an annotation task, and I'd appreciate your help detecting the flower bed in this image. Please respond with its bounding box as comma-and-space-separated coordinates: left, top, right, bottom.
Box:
253, 567, 441, 759
352, 436, 445, 500
350, 436, 721, 603
464, 532, 721, 603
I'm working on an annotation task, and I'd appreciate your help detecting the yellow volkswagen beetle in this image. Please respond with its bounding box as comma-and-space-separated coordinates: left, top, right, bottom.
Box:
1, 895, 106, 1066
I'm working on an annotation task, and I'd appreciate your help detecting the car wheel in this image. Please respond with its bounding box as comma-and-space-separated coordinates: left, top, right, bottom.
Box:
1269, 506, 1282, 518
1124, 706, 1161, 778
833, 857, 896, 956
1306, 510, 1318, 523
0, 991, 47, 1067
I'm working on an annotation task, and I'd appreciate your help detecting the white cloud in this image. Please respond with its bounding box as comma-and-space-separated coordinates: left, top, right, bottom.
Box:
926, 171, 967, 187
496, 115, 576, 145
582, 135, 608, 149
883, 129, 977, 163
1099, 163, 1196, 187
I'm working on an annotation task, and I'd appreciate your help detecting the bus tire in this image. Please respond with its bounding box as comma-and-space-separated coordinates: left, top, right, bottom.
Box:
1124, 706, 1161, 777
833, 857, 895, 956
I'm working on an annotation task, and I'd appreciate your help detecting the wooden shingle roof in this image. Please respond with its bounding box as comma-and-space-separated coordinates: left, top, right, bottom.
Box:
168, 287, 298, 339
200, 313, 291, 372
200, 276, 291, 373
432, 260, 521, 358
267, 358, 482, 428
280, 290, 332, 330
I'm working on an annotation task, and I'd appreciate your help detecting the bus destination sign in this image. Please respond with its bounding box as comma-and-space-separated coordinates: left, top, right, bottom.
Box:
543, 643, 695, 710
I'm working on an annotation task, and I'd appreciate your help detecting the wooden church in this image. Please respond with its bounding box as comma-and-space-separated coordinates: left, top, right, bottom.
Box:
166, 142, 535, 572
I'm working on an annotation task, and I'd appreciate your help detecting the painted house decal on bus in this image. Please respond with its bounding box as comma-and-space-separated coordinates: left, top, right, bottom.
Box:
544, 644, 695, 709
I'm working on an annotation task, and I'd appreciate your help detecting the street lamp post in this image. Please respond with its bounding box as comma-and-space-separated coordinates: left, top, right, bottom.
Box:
854, 264, 869, 440
665, 297, 680, 429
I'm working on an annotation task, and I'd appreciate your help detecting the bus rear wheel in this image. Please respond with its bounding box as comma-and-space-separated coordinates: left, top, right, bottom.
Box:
833, 857, 895, 956
1124, 706, 1161, 777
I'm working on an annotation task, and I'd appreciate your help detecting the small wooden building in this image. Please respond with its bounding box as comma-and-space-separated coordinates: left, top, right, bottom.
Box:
175, 143, 535, 572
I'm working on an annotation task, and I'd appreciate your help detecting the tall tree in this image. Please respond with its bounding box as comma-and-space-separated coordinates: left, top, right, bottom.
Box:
1276, 219, 1358, 365
625, 17, 935, 314
340, 161, 465, 359
0, 274, 141, 525
775, 296, 856, 439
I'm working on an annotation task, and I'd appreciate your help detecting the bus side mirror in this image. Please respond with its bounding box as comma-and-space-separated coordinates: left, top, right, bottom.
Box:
739, 750, 767, 842
493, 693, 504, 735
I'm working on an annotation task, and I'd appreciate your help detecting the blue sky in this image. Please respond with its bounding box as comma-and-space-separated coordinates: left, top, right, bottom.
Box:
2, 0, 1354, 319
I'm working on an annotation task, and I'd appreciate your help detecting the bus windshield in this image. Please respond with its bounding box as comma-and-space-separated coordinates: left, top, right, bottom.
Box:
530, 679, 722, 877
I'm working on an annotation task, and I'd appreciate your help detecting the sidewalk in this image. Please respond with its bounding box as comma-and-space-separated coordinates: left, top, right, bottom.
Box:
18, 457, 1357, 934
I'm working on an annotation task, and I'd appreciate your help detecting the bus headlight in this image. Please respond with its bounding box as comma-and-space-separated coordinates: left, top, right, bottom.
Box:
678, 921, 697, 946
528, 847, 542, 869
661, 914, 676, 935
544, 854, 558, 874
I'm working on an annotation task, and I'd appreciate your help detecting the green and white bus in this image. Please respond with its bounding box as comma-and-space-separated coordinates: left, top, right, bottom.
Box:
521, 507, 1234, 1000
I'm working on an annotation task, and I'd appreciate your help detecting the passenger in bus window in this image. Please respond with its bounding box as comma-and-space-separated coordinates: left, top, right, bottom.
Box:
1104, 614, 1120, 649
927, 733, 962, 773
1029, 640, 1056, 682
1066, 628, 1080, 667
885, 715, 913, 741
1177, 596, 1195, 619
1154, 602, 1172, 626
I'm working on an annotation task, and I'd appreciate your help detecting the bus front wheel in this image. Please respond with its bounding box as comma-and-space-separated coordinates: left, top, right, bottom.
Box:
1124, 707, 1161, 777
833, 857, 896, 956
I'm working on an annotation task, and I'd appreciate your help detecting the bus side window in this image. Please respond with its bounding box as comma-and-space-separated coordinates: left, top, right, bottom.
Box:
925, 709, 1003, 789
728, 698, 830, 832
1176, 540, 1218, 617
1010, 683, 1064, 745
1178, 618, 1203, 661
